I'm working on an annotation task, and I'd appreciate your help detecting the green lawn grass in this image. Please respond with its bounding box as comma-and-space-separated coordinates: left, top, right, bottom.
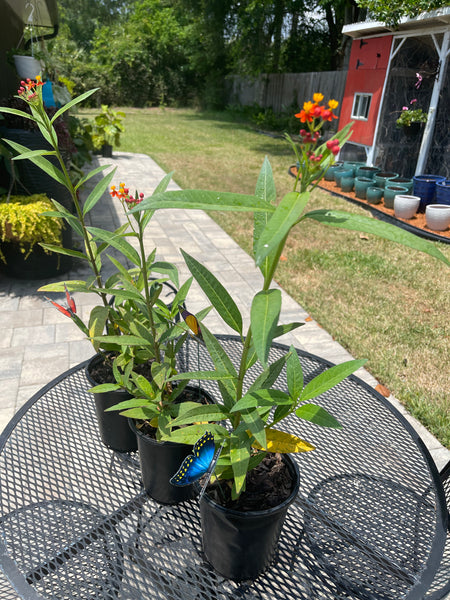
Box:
83, 107, 450, 448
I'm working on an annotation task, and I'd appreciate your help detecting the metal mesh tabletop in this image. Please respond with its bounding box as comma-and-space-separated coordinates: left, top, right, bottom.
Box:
0, 336, 447, 600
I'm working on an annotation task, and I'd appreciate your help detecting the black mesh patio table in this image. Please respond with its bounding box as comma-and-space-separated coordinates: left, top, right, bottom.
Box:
0, 335, 447, 600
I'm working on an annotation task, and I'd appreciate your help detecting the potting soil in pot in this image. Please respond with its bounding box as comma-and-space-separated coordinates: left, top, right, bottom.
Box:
206, 452, 295, 511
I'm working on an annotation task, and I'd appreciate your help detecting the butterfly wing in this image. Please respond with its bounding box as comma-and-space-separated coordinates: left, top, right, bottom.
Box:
170, 432, 215, 487
181, 308, 203, 340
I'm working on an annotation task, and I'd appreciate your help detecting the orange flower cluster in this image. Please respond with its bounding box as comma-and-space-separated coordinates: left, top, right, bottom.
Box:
295, 93, 339, 124
17, 76, 44, 102
110, 183, 144, 206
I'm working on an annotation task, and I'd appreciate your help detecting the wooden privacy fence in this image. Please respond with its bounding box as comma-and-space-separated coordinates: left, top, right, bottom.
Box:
227, 71, 348, 113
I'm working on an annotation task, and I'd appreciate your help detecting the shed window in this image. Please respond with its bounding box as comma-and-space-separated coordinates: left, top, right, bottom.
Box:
351, 93, 372, 120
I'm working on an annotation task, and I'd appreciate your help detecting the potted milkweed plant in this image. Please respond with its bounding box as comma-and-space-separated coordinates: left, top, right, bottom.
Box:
0, 80, 206, 473
129, 93, 450, 580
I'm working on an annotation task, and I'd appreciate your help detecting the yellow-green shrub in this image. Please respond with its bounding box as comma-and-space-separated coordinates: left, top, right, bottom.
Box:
0, 194, 62, 260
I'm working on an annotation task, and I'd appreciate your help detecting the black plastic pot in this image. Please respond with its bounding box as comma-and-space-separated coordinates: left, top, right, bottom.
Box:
130, 385, 217, 505
0, 241, 71, 279
85, 354, 138, 453
199, 454, 300, 581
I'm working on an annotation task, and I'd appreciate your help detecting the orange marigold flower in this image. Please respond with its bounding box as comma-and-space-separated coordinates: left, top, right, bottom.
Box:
313, 93, 324, 103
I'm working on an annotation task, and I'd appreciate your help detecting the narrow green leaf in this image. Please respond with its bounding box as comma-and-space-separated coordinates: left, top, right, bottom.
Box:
88, 306, 110, 351
306, 209, 450, 266
169, 370, 234, 382
38, 280, 90, 293
273, 322, 304, 338
250, 289, 281, 367
104, 397, 150, 411
182, 250, 242, 334
247, 355, 287, 393
74, 164, 110, 191
150, 261, 179, 288
129, 189, 276, 214
286, 346, 304, 401
86, 226, 141, 266
151, 362, 170, 389
51, 88, 99, 123
230, 434, 251, 495
92, 334, 148, 346
39, 244, 88, 260
231, 389, 292, 413
255, 191, 309, 266
83, 169, 116, 216
170, 404, 228, 427
11, 149, 57, 161
295, 403, 342, 429
153, 171, 174, 194
161, 423, 228, 445
241, 410, 267, 448
89, 383, 122, 394
0, 107, 36, 121
202, 326, 238, 380
3, 139, 67, 187
300, 358, 367, 402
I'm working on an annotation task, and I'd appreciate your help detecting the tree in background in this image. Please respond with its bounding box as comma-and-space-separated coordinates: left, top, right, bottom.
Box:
354, 0, 447, 26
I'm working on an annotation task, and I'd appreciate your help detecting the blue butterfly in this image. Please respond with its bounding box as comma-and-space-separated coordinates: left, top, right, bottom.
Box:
170, 432, 216, 487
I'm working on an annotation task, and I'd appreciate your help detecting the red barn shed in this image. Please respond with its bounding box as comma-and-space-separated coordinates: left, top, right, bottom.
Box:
340, 8, 450, 178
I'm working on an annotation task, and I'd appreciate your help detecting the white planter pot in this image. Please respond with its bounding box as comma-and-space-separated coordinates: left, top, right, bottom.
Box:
425, 204, 450, 231
13, 55, 42, 79
394, 195, 420, 220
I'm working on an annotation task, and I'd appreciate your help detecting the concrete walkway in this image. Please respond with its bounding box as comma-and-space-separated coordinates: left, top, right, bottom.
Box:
0, 151, 448, 471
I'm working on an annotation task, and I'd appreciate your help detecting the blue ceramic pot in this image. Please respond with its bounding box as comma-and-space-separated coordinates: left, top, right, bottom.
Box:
413, 175, 446, 212
435, 180, 450, 206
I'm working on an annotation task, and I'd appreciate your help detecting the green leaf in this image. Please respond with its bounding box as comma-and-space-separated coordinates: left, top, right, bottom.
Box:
254, 157, 276, 253
230, 434, 251, 495
182, 250, 243, 334
240, 410, 267, 448
38, 280, 90, 293
3, 139, 67, 187
128, 189, 276, 214
305, 209, 450, 266
11, 149, 57, 161
88, 306, 110, 351
86, 227, 141, 266
169, 370, 234, 382
153, 171, 174, 194
0, 107, 36, 121
51, 88, 99, 123
170, 404, 229, 427
88, 383, 122, 394
300, 358, 367, 402
286, 346, 304, 401
39, 244, 87, 260
104, 397, 151, 411
151, 362, 170, 389
295, 403, 342, 429
74, 164, 109, 191
255, 191, 309, 266
202, 326, 238, 380
273, 322, 304, 338
83, 169, 116, 216
150, 261, 179, 288
231, 389, 292, 413
250, 289, 281, 367
93, 334, 148, 346
161, 423, 228, 445
248, 355, 287, 393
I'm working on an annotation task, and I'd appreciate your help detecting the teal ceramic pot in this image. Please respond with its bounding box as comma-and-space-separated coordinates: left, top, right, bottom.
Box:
334, 168, 354, 187
387, 177, 413, 195
366, 186, 383, 204
374, 172, 398, 189
356, 166, 380, 179
354, 177, 373, 200
384, 185, 409, 209
341, 176, 355, 193
324, 164, 342, 182
344, 161, 366, 177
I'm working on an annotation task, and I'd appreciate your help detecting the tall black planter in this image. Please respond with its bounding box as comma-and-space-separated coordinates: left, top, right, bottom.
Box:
0, 242, 71, 279
85, 355, 138, 453
199, 454, 300, 581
